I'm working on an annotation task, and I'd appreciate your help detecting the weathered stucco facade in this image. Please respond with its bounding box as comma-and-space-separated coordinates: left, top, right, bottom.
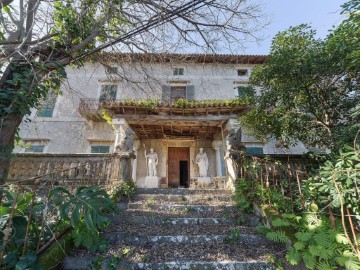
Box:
15, 53, 307, 188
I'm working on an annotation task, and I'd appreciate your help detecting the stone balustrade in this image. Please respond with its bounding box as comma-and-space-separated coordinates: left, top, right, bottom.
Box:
7, 153, 120, 187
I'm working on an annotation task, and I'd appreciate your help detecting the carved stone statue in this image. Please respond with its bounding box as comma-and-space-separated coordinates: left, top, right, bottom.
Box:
145, 148, 158, 177
115, 127, 134, 152
115, 127, 135, 181
225, 128, 245, 190
225, 128, 245, 161
195, 148, 209, 177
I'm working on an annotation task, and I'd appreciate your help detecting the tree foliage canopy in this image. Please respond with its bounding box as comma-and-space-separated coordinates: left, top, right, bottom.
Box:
0, 0, 267, 183
240, 0, 360, 150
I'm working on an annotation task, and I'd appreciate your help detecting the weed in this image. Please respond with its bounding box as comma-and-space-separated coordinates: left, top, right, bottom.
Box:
91, 255, 103, 270
266, 254, 285, 270
141, 255, 148, 263
224, 228, 240, 244
107, 254, 122, 270
147, 196, 156, 202
144, 202, 154, 209
122, 247, 133, 258
236, 216, 246, 225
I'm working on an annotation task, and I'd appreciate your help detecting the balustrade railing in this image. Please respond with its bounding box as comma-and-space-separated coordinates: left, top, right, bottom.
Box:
78, 98, 101, 111
7, 153, 120, 189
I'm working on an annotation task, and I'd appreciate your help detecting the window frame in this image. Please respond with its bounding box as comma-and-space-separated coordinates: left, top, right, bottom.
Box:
25, 144, 46, 153
173, 67, 185, 76
99, 84, 118, 102
37, 91, 58, 117
105, 66, 118, 75
90, 145, 111, 153
237, 69, 248, 77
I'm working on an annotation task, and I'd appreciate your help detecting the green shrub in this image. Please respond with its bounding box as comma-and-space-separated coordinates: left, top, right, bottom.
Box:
110, 180, 136, 201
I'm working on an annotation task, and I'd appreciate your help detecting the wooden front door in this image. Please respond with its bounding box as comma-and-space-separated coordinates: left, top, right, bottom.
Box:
168, 147, 190, 188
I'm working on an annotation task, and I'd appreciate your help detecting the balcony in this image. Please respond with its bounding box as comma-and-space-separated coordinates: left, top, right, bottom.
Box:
78, 98, 251, 139
78, 98, 105, 121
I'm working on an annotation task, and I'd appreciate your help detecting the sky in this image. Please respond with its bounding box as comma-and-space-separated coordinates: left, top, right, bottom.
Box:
244, 0, 346, 55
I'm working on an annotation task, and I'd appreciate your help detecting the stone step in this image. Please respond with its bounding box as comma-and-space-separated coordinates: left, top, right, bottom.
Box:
62, 257, 274, 270
122, 203, 237, 212
120, 261, 274, 270
106, 223, 257, 237
65, 240, 280, 269
133, 193, 233, 204
110, 215, 236, 225
111, 210, 261, 226
135, 188, 232, 196
103, 232, 268, 246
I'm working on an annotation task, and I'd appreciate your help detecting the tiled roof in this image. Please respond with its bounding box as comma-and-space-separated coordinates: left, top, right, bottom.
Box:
93, 52, 267, 64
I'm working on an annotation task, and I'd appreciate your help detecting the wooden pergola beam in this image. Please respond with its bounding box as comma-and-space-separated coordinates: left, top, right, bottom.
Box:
113, 114, 241, 121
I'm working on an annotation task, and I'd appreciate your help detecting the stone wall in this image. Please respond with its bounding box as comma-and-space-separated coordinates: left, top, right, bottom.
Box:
15, 60, 307, 157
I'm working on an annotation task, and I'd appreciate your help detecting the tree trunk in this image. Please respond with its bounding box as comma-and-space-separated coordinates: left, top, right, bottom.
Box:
0, 113, 23, 185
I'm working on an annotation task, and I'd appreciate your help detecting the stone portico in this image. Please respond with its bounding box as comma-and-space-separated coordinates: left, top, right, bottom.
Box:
99, 101, 249, 188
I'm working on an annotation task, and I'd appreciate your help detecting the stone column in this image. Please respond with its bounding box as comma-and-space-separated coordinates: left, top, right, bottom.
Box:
212, 141, 223, 177
132, 140, 141, 182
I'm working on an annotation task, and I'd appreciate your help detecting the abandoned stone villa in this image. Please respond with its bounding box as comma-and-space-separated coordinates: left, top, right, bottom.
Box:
12, 53, 307, 188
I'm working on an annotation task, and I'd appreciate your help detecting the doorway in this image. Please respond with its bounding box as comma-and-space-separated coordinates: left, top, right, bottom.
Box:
179, 160, 189, 187
168, 147, 190, 188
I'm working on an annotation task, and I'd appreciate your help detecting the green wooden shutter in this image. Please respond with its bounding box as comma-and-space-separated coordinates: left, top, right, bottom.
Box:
186, 85, 195, 101
25, 145, 45, 153
91, 145, 110, 153
37, 92, 57, 117
99, 85, 117, 101
246, 147, 264, 155
237, 86, 246, 98
161, 85, 171, 103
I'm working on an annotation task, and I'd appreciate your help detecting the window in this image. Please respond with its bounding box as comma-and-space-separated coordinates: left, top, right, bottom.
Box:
91, 145, 110, 153
105, 66, 118, 75
170, 86, 186, 102
173, 68, 184, 76
37, 91, 57, 117
162, 85, 195, 103
237, 85, 252, 98
246, 147, 264, 155
99, 85, 117, 101
237, 69, 248, 76
25, 144, 45, 153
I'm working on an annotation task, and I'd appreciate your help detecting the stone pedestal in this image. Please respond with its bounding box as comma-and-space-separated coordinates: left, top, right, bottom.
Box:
118, 152, 135, 181
197, 176, 211, 188
144, 176, 161, 188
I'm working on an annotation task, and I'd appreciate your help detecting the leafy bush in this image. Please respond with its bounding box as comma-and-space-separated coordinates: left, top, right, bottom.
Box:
232, 179, 253, 213
257, 213, 360, 270
72, 221, 108, 252
254, 145, 360, 269
50, 185, 115, 230
0, 190, 43, 269
50, 185, 115, 252
0, 185, 116, 269
110, 180, 136, 201
306, 144, 360, 221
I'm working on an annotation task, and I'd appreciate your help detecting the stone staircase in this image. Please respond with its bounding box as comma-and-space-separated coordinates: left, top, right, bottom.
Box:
63, 188, 282, 270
